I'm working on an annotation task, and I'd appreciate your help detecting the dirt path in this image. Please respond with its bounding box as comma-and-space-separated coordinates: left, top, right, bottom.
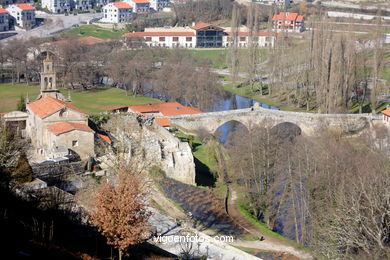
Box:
227, 188, 312, 259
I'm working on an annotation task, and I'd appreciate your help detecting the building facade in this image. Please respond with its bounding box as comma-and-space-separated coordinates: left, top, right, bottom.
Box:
252, 0, 292, 8
6, 3, 35, 29
123, 22, 278, 48
272, 12, 304, 33
42, 0, 71, 13
73, 0, 93, 10
25, 58, 94, 162
126, 0, 150, 13
101, 2, 133, 23
0, 8, 9, 31
149, 0, 169, 12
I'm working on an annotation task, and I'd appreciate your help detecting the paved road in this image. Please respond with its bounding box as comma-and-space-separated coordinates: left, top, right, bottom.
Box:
2, 12, 102, 42
148, 207, 262, 260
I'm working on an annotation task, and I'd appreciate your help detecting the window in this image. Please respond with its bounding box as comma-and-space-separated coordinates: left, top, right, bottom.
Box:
186, 37, 192, 42
240, 37, 246, 42
159, 37, 165, 42
145, 37, 152, 41
172, 37, 178, 42
72, 140, 78, 147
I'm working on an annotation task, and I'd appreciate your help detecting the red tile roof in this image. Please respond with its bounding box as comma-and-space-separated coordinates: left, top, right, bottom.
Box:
98, 133, 111, 143
0, 113, 4, 117
50, 36, 106, 46
109, 102, 202, 116
113, 2, 133, 8
132, 0, 149, 3
272, 12, 303, 22
191, 22, 224, 31
382, 108, 390, 117
123, 31, 195, 37
27, 96, 86, 119
0, 8, 8, 14
47, 122, 93, 135
155, 117, 171, 127
14, 3, 35, 11
296, 15, 304, 22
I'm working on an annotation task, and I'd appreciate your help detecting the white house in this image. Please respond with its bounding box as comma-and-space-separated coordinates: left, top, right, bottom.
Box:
222, 29, 277, 48
123, 28, 196, 48
382, 108, 390, 126
272, 12, 305, 33
122, 23, 277, 49
101, 2, 133, 23
149, 0, 169, 12
0, 8, 9, 32
126, 0, 150, 13
74, 0, 93, 10
42, 0, 71, 13
6, 3, 36, 29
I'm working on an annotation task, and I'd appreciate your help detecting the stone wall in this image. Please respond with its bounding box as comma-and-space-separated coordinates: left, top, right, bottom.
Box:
167, 107, 374, 136
102, 115, 196, 185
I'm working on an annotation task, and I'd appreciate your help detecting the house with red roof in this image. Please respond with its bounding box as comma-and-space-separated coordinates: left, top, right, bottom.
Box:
122, 22, 279, 48
109, 102, 202, 127
382, 108, 390, 126
272, 12, 304, 33
102, 2, 133, 24
6, 3, 35, 29
0, 8, 10, 32
25, 58, 95, 162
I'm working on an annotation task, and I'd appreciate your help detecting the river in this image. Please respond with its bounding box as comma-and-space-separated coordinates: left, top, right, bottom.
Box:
211, 92, 280, 143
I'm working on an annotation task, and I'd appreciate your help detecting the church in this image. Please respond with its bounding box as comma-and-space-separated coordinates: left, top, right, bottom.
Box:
25, 58, 95, 162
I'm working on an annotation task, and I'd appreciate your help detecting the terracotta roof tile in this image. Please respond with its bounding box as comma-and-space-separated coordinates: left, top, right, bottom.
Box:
272, 12, 303, 22
109, 102, 202, 116
14, 3, 35, 11
47, 122, 93, 135
98, 133, 111, 143
27, 96, 86, 119
113, 2, 133, 8
155, 117, 171, 127
0, 8, 8, 14
123, 31, 195, 37
191, 22, 224, 31
381, 108, 390, 116
132, 0, 149, 3
0, 113, 4, 117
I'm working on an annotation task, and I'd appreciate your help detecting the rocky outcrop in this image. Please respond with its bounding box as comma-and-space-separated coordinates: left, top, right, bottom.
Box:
102, 115, 196, 185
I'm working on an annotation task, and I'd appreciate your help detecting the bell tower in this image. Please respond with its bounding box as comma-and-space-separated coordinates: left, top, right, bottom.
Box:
37, 57, 69, 101
41, 57, 57, 93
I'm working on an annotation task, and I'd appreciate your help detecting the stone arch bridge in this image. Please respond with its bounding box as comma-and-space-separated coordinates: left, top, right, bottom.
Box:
166, 107, 376, 136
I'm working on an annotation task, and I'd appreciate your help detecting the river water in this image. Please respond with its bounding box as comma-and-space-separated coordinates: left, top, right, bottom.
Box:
211, 92, 280, 143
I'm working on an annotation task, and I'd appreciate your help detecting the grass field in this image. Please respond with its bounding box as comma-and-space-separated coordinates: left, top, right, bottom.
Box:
0, 83, 161, 114
237, 202, 305, 250
63, 24, 128, 40
190, 48, 269, 70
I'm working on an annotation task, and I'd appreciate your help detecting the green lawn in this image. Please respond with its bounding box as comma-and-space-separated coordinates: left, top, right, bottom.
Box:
190, 48, 269, 70
0, 83, 161, 114
190, 49, 229, 69
63, 24, 128, 40
237, 202, 305, 250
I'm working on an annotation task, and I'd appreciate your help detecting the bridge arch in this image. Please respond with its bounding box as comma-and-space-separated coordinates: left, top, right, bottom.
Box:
271, 122, 302, 141
214, 120, 249, 144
